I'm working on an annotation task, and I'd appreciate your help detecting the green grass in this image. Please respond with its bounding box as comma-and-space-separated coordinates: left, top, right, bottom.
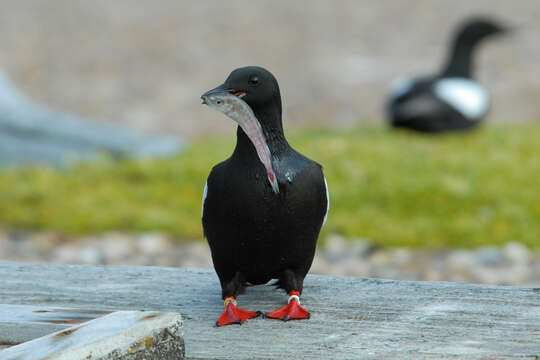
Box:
1, 124, 539, 248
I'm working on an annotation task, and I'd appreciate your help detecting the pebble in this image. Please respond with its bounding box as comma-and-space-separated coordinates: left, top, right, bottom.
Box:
137, 233, 171, 255
1, 229, 539, 286
504, 242, 530, 264
475, 247, 504, 266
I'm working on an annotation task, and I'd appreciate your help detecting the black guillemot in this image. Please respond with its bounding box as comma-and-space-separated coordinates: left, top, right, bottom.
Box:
201, 66, 329, 326
387, 17, 509, 133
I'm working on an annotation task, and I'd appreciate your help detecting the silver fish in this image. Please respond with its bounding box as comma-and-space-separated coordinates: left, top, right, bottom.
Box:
202, 91, 279, 194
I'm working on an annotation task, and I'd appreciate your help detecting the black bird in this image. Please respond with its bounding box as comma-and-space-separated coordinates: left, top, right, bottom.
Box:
387, 17, 509, 133
201, 66, 329, 326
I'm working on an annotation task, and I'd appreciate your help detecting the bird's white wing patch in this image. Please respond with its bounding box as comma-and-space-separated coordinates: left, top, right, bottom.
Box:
434, 78, 489, 119
201, 181, 208, 217
323, 177, 329, 227
390, 77, 416, 100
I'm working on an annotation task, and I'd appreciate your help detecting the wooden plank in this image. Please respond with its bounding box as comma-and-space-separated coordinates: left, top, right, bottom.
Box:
1, 261, 539, 359
0, 305, 110, 345
0, 310, 184, 359
0, 304, 109, 325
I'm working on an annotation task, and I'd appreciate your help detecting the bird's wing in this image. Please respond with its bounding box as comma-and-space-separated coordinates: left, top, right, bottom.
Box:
393, 92, 443, 119
434, 78, 489, 119
201, 181, 208, 217
323, 177, 329, 227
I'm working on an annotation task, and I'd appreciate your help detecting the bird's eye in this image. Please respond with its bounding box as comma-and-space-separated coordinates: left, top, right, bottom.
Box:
248, 75, 260, 86
216, 100, 222, 105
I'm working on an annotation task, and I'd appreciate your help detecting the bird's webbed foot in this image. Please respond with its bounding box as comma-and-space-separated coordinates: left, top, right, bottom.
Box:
265, 290, 310, 321
216, 296, 261, 326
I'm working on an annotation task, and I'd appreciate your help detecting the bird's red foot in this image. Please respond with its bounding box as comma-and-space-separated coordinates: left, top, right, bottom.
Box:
216, 297, 260, 327
265, 291, 310, 321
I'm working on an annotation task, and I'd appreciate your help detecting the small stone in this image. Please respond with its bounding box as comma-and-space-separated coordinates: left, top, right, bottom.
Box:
0, 232, 12, 256
475, 247, 504, 266
321, 236, 375, 263
53, 245, 81, 264
469, 267, 502, 285
447, 251, 475, 283
424, 269, 443, 282
79, 246, 104, 264
341, 257, 369, 277
448, 250, 474, 268
98, 233, 134, 262
347, 238, 376, 259
503, 242, 530, 264
391, 248, 413, 266
323, 234, 347, 262
369, 251, 393, 266
178, 242, 212, 268
29, 232, 61, 255
7, 230, 29, 242
310, 253, 334, 275
137, 233, 171, 255
13, 239, 42, 260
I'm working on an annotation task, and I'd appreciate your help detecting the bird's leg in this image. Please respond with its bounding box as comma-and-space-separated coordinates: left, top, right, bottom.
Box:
265, 290, 310, 321
216, 273, 260, 327
216, 296, 260, 327
266, 270, 310, 321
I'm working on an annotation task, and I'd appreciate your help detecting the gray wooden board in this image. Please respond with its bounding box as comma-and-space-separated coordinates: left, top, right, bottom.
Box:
0, 304, 110, 325
0, 261, 539, 359
0, 310, 184, 360
0, 305, 110, 345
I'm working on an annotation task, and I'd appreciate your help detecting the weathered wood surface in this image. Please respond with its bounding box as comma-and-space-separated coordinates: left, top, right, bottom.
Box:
0, 310, 184, 359
1, 261, 539, 359
0, 304, 109, 345
0, 304, 109, 325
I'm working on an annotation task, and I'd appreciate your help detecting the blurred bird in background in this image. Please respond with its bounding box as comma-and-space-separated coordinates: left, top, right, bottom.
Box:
387, 17, 509, 133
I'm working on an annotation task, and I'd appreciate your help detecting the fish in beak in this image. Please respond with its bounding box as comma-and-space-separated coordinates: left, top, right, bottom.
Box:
201, 85, 279, 194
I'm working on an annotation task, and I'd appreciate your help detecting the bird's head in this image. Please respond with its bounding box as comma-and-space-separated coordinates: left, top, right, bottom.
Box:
201, 66, 281, 194
202, 66, 281, 113
457, 18, 509, 45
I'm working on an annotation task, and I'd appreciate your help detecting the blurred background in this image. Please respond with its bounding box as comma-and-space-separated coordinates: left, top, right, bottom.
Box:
0, 1, 539, 285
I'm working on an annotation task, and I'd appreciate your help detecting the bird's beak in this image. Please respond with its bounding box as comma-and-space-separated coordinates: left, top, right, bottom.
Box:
502, 26, 515, 36
201, 84, 246, 104
497, 24, 514, 36
201, 83, 228, 105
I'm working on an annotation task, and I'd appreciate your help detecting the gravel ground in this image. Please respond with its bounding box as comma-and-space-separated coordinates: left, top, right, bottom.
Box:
2, 230, 539, 287
0, 1, 539, 139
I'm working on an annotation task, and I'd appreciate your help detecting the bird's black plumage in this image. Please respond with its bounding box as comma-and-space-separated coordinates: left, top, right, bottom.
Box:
387, 17, 508, 133
202, 67, 328, 302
